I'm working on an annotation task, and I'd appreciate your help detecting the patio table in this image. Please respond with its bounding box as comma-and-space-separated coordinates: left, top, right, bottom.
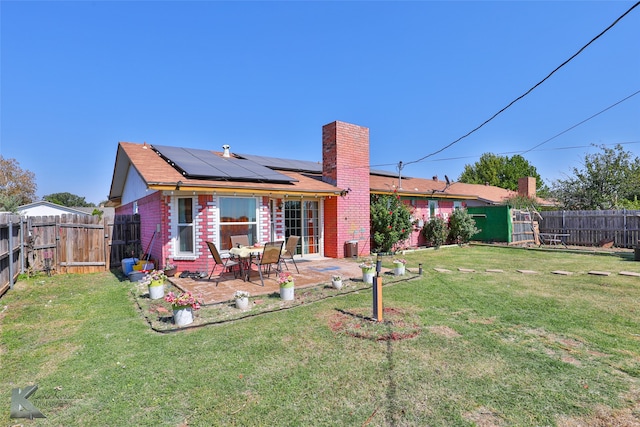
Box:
229, 245, 264, 281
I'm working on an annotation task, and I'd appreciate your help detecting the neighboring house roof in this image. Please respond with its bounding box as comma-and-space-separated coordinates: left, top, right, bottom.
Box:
18, 201, 93, 217
370, 173, 554, 206
369, 174, 512, 204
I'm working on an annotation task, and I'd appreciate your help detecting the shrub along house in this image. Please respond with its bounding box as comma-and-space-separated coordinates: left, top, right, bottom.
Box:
107, 120, 536, 272
369, 175, 545, 247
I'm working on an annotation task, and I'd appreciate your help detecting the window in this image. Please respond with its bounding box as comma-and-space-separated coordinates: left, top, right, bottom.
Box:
219, 197, 258, 250
429, 200, 437, 218
176, 197, 195, 255
454, 201, 463, 210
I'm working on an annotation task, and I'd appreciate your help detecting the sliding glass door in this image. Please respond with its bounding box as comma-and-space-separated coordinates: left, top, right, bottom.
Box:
283, 199, 320, 256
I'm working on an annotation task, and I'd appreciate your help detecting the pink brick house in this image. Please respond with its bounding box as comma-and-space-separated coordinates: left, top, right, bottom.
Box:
108, 120, 536, 272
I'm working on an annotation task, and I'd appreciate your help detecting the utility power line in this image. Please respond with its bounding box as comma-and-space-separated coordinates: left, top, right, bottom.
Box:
369, 87, 639, 171
401, 1, 640, 168
520, 89, 640, 154
422, 141, 640, 164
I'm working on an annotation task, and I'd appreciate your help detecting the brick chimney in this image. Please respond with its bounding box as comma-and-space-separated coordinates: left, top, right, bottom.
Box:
517, 177, 536, 198
322, 121, 370, 258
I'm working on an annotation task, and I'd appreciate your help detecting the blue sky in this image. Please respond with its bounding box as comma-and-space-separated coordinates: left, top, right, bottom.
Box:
1, 1, 638, 205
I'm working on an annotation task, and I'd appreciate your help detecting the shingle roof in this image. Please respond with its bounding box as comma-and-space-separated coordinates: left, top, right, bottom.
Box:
370, 174, 554, 205
109, 142, 341, 200
370, 174, 514, 203
110, 141, 553, 206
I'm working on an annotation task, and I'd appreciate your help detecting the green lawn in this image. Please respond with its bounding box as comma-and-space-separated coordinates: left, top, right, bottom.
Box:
1, 245, 639, 426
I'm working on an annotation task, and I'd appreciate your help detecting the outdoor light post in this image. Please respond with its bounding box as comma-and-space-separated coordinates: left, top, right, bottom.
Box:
373, 255, 383, 322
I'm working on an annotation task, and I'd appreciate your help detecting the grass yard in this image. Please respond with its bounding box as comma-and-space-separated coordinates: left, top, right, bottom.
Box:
1, 245, 639, 426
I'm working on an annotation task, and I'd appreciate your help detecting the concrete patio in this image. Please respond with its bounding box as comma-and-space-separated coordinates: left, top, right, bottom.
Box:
166, 256, 368, 304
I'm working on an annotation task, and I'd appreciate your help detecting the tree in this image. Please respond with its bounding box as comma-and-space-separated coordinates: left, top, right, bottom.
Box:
458, 153, 547, 194
502, 194, 543, 211
0, 194, 21, 213
550, 144, 640, 210
370, 193, 413, 253
44, 192, 95, 207
0, 155, 37, 209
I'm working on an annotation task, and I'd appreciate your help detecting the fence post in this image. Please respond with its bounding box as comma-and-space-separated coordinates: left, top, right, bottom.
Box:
20, 217, 26, 274
8, 221, 14, 289
104, 225, 110, 271
623, 208, 627, 248
56, 216, 61, 274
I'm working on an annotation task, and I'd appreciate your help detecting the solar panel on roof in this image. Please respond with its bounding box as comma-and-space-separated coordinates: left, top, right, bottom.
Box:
152, 145, 298, 183
236, 153, 322, 173
371, 169, 411, 178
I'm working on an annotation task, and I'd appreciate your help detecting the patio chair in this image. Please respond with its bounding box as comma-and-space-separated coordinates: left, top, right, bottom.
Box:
250, 240, 284, 286
279, 235, 300, 273
230, 235, 250, 249
206, 241, 240, 284
229, 234, 254, 265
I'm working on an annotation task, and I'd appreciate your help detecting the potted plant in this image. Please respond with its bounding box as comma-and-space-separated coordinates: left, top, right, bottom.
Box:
278, 272, 295, 301
234, 290, 250, 310
163, 259, 177, 277
165, 291, 203, 326
331, 275, 343, 290
392, 258, 406, 276
359, 259, 375, 284
141, 269, 166, 300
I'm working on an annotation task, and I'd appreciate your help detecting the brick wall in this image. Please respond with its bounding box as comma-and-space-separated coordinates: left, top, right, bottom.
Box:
273, 198, 285, 241
518, 177, 536, 199
191, 194, 212, 274
438, 200, 454, 219
161, 193, 213, 274
258, 196, 270, 243
322, 121, 371, 258
116, 191, 162, 268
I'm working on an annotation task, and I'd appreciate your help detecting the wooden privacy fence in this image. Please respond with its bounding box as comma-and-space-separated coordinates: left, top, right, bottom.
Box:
109, 214, 141, 268
0, 213, 142, 297
28, 214, 110, 275
1, 214, 113, 296
538, 209, 640, 248
0, 213, 22, 297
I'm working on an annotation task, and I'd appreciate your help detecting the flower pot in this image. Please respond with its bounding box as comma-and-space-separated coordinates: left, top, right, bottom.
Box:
129, 271, 144, 282
173, 306, 194, 326
280, 285, 295, 301
393, 264, 405, 276
235, 297, 249, 310
164, 268, 177, 277
148, 282, 164, 300
362, 268, 375, 284
331, 279, 343, 290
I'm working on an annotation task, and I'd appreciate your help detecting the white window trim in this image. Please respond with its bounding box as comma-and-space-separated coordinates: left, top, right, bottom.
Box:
216, 196, 260, 247
172, 196, 197, 260
428, 200, 438, 219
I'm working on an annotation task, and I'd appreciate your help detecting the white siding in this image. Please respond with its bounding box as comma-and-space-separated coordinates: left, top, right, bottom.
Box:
121, 165, 155, 205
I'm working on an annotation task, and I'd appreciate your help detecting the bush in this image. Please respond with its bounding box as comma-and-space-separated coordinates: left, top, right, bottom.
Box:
370, 193, 413, 253
448, 208, 479, 244
421, 216, 448, 248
